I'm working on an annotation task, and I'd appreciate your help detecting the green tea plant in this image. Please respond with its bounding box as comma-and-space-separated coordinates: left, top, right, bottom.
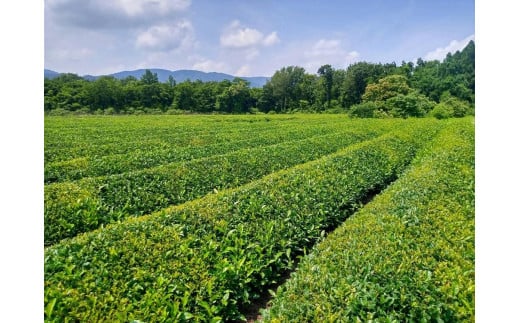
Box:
44, 115, 359, 163
262, 118, 474, 322
45, 120, 443, 321
44, 129, 380, 245
45, 119, 361, 183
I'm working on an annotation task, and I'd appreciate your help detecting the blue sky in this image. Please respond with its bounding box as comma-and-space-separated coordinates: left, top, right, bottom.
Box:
45, 0, 474, 77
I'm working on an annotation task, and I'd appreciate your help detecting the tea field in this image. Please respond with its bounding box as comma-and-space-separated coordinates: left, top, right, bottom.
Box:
44, 114, 474, 321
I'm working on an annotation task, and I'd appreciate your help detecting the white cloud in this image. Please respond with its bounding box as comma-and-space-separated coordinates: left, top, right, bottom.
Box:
424, 34, 475, 61
347, 51, 360, 59
52, 48, 94, 60
263, 32, 280, 46
303, 39, 360, 72
306, 39, 342, 57
114, 0, 191, 17
221, 26, 263, 48
46, 0, 191, 29
192, 59, 228, 73
214, 21, 281, 75
220, 20, 280, 49
244, 48, 260, 60
235, 65, 251, 77
136, 20, 194, 51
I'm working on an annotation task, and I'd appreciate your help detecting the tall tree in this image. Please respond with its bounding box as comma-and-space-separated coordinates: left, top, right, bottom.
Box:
410, 59, 443, 101
317, 64, 334, 109
191, 81, 220, 112
172, 80, 195, 111
87, 76, 123, 112
168, 75, 176, 88
140, 69, 159, 84
121, 77, 142, 109
412, 41, 474, 104
297, 73, 320, 110
331, 69, 347, 106
341, 62, 394, 109
362, 74, 411, 103
264, 66, 306, 112
44, 75, 89, 111
138, 70, 163, 108
216, 78, 252, 113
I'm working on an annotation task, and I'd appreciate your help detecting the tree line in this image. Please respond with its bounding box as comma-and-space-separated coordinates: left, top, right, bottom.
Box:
45, 41, 474, 118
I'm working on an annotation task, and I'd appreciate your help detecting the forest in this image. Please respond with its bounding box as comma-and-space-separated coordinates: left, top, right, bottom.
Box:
44, 41, 474, 119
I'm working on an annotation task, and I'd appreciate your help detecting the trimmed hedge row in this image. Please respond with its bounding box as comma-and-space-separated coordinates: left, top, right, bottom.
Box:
262, 118, 474, 322
44, 115, 282, 154
44, 115, 355, 163
45, 123, 285, 164
45, 129, 381, 245
44, 120, 443, 321
44, 121, 380, 183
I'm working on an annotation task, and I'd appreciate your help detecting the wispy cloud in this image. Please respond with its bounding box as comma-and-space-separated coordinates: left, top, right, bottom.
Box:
208, 20, 282, 75
45, 1, 474, 77
235, 65, 251, 77
424, 34, 475, 61
51, 48, 94, 61
192, 59, 228, 73
135, 20, 194, 51
263, 32, 281, 46
220, 20, 280, 49
46, 0, 191, 29
114, 0, 191, 17
302, 39, 360, 72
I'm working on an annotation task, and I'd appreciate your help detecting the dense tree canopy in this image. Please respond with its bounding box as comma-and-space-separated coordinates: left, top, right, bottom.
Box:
362, 74, 411, 103
341, 62, 398, 109
317, 64, 334, 109
45, 41, 475, 118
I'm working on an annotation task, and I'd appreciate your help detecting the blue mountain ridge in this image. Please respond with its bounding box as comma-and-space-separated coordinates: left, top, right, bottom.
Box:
44, 68, 269, 88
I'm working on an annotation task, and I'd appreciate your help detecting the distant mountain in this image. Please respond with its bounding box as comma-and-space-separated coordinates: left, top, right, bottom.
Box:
44, 69, 61, 79
44, 68, 269, 88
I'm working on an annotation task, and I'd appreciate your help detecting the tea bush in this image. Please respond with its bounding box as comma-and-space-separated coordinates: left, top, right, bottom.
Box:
45, 129, 381, 245
44, 121, 442, 321
263, 118, 474, 322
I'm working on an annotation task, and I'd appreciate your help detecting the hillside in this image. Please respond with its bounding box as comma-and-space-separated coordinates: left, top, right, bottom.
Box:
44, 68, 269, 88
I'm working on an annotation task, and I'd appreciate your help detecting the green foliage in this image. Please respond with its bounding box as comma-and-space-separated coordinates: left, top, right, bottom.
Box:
46, 108, 72, 116
45, 115, 379, 179
348, 101, 380, 118
357, 78, 435, 119
86, 76, 124, 112
430, 93, 473, 119
171, 80, 195, 110
412, 41, 475, 104
140, 69, 159, 84
341, 62, 398, 108
44, 42, 474, 116
45, 116, 401, 244
263, 118, 474, 322
216, 79, 252, 113
317, 64, 334, 109
165, 108, 186, 115
44, 129, 377, 244
385, 91, 436, 118
45, 118, 443, 321
262, 66, 307, 112
431, 102, 454, 119
322, 105, 346, 114
440, 92, 471, 117
362, 74, 411, 103
410, 59, 444, 102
